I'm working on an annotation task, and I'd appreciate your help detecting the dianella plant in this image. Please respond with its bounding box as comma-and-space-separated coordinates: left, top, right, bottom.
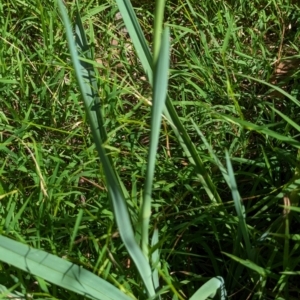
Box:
0, 0, 226, 299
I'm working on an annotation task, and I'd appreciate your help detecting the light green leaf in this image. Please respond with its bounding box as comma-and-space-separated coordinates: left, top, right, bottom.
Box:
153, 0, 167, 66
189, 276, 226, 300
141, 27, 170, 257
151, 228, 160, 292
0, 78, 18, 84
0, 235, 132, 300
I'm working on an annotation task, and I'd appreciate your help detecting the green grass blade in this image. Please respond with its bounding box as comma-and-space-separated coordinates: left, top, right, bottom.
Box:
166, 110, 221, 204
189, 277, 226, 300
223, 252, 274, 278
0, 235, 132, 300
57, 1, 155, 296
0, 78, 18, 84
8, 194, 31, 233
115, 0, 221, 204
219, 114, 300, 148
74, 4, 107, 143
269, 106, 300, 133
225, 151, 252, 260
151, 228, 160, 292
114, 0, 153, 81
192, 119, 230, 186
141, 27, 170, 257
221, 11, 232, 55
0, 283, 25, 299
238, 74, 300, 107
153, 0, 166, 66
69, 208, 83, 254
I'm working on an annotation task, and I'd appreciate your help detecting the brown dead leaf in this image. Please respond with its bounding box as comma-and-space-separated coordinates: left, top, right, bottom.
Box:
272, 58, 300, 83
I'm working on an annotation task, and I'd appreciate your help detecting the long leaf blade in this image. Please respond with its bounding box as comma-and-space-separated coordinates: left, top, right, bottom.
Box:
74, 5, 108, 143
225, 151, 252, 260
115, 0, 221, 204
141, 27, 170, 256
57, 1, 155, 296
114, 0, 153, 81
0, 235, 132, 300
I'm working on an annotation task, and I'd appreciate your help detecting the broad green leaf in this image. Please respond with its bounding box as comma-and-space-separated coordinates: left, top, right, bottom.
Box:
189, 276, 226, 300
0, 235, 132, 300
74, 3, 107, 143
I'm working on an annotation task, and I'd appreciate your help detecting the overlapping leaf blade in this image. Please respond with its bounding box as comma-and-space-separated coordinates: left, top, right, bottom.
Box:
57, 0, 155, 297
115, 0, 221, 204
141, 27, 170, 256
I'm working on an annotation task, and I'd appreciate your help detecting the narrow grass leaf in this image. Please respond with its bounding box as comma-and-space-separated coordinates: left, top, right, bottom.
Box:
69, 208, 83, 254
223, 252, 274, 278
0, 78, 18, 84
269, 106, 300, 133
221, 12, 232, 55
153, 0, 166, 66
114, 0, 221, 204
114, 0, 153, 80
151, 228, 160, 292
238, 74, 300, 107
8, 194, 31, 231
141, 27, 170, 257
192, 120, 230, 186
0, 235, 132, 300
74, 4, 107, 143
0, 283, 25, 299
167, 115, 222, 203
82, 4, 110, 21
57, 1, 155, 296
225, 151, 252, 260
219, 115, 300, 148
281, 271, 300, 275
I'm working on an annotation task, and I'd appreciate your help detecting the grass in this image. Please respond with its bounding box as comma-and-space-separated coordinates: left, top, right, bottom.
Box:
0, 0, 300, 299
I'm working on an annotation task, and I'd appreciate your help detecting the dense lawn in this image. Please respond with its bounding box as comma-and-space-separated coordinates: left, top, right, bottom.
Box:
0, 0, 300, 299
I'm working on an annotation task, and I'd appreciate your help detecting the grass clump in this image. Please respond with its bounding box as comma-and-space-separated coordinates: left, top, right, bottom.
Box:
0, 0, 300, 299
